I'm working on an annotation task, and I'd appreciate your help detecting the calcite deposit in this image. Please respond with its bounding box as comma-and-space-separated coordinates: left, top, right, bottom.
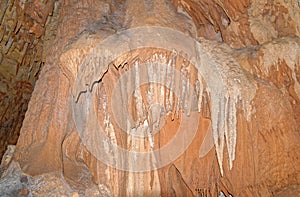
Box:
0, 0, 299, 196
0, 0, 61, 157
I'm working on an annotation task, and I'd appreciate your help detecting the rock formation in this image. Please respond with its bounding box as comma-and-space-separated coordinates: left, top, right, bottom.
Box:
0, 0, 299, 196
0, 0, 61, 157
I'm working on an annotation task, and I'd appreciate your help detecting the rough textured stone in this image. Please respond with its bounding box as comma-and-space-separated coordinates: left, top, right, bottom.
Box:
0, 0, 61, 158
0, 0, 299, 196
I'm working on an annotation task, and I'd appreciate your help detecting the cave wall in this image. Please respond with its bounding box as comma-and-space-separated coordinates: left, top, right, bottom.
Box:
0, 0, 61, 157
0, 0, 299, 196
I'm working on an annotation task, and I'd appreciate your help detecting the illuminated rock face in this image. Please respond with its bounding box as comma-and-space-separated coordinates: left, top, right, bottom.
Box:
0, 0, 61, 157
0, 0, 300, 196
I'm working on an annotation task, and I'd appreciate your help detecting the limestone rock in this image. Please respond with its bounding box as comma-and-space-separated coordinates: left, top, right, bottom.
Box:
0, 0, 61, 158
0, 0, 299, 196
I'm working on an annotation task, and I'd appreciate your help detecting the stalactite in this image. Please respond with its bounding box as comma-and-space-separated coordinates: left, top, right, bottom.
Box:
99, 84, 117, 153
74, 37, 257, 177
5, 36, 13, 54
180, 65, 187, 110
165, 58, 172, 112
134, 61, 146, 125
146, 60, 155, 108
186, 62, 193, 116
167, 55, 176, 115
194, 39, 256, 175
152, 54, 159, 105
195, 79, 204, 113
173, 60, 180, 120
158, 54, 167, 112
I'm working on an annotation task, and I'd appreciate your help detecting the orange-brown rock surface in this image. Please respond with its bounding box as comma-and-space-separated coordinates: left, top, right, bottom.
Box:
0, 0, 300, 196
0, 0, 61, 157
